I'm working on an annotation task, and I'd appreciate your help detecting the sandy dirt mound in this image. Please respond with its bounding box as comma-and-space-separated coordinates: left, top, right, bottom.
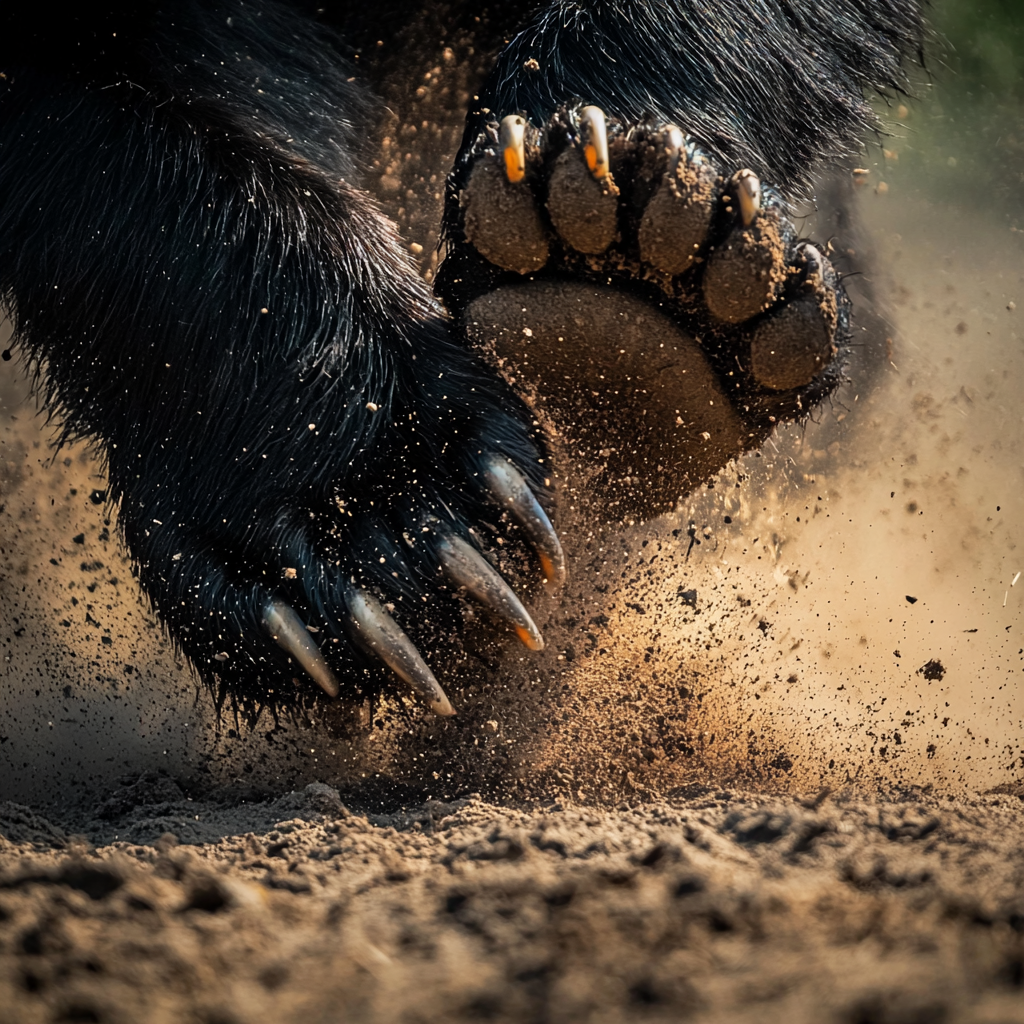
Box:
2, 785, 1023, 1024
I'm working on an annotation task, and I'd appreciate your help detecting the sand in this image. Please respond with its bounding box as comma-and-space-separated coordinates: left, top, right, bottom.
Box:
3, 783, 1024, 1024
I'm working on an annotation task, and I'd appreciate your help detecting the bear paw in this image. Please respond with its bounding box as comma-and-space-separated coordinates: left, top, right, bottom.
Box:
439, 104, 849, 517
121, 363, 563, 717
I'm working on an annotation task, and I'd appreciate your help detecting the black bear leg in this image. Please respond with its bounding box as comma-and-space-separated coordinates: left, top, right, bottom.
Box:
0, 3, 562, 716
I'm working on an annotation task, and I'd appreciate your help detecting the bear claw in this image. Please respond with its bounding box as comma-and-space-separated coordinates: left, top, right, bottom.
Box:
434, 528, 545, 651
499, 114, 527, 183
579, 105, 610, 179
258, 456, 560, 715
661, 126, 685, 172
345, 589, 456, 717
735, 169, 762, 226
262, 597, 341, 698
481, 456, 566, 588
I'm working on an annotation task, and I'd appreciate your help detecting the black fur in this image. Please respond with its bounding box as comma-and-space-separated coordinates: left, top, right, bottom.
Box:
0, 0, 923, 712
467, 0, 923, 196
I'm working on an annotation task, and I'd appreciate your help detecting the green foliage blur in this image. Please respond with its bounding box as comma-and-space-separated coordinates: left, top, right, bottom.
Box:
934, 0, 1024, 100
883, 0, 1024, 221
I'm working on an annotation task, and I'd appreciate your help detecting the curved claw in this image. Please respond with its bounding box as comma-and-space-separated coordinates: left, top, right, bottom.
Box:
801, 242, 825, 282
344, 589, 455, 716
579, 105, 610, 180
261, 597, 340, 698
481, 456, 566, 588
735, 169, 761, 226
499, 114, 527, 184
662, 125, 685, 177
436, 531, 544, 651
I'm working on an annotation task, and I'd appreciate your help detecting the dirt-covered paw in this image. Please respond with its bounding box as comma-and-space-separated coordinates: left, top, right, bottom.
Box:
439, 105, 849, 516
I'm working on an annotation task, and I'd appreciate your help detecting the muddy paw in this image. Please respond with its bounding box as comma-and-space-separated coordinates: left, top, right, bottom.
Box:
438, 105, 849, 518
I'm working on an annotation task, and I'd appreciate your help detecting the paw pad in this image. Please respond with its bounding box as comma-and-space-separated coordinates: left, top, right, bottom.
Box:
637, 127, 717, 275
444, 103, 850, 516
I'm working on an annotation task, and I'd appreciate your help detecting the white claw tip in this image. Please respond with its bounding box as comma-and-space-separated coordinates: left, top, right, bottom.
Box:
663, 126, 685, 174
431, 694, 457, 717
579, 105, 610, 180
736, 170, 761, 227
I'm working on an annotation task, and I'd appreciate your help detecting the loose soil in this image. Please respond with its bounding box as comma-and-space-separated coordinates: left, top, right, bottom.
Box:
3, 784, 1023, 1024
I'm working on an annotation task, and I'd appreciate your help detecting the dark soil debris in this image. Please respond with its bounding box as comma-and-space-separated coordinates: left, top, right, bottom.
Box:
2, 787, 1023, 1023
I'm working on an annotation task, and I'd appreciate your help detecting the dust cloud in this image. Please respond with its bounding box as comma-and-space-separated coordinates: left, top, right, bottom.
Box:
2, 156, 1022, 808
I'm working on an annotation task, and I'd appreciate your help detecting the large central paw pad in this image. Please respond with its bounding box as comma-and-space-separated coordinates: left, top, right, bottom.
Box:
443, 105, 848, 515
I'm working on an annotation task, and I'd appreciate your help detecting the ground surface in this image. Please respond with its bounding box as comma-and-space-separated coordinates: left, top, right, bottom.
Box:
2, 784, 1024, 1024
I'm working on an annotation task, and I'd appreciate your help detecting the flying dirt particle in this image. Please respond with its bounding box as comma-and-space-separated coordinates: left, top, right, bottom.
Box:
918, 659, 946, 681
906, 595, 917, 604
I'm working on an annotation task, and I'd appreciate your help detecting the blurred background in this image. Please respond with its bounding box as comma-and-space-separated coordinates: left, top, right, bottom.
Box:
917, 0, 1024, 222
